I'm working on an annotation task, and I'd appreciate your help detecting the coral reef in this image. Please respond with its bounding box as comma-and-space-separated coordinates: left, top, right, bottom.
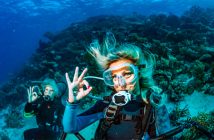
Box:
0, 131, 10, 140
180, 112, 214, 139
0, 6, 213, 138
170, 105, 190, 125
3, 106, 24, 128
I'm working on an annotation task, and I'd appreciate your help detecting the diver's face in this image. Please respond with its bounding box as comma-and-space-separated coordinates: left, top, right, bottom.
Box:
109, 59, 140, 93
43, 85, 55, 101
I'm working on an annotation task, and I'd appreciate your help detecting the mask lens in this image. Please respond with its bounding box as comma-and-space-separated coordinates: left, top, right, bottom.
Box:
103, 63, 138, 86
103, 70, 114, 86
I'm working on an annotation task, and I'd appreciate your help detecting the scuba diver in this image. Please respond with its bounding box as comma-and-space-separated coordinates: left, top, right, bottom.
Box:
23, 78, 67, 140
62, 32, 172, 140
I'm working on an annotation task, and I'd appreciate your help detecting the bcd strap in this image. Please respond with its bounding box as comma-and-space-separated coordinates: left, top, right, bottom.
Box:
94, 102, 122, 140
96, 95, 154, 140
104, 103, 121, 121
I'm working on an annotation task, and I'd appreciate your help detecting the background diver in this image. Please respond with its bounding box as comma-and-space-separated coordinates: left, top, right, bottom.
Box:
23, 78, 66, 140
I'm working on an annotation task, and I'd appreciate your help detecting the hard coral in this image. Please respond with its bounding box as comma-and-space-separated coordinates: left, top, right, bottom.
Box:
181, 112, 214, 139
4, 106, 24, 128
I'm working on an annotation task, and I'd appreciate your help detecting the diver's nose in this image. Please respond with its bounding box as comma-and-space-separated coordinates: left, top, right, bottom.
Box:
117, 76, 126, 88
45, 90, 50, 95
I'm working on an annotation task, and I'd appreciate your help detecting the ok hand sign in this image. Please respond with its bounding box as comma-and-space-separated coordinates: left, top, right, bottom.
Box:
65, 67, 92, 103
27, 86, 41, 103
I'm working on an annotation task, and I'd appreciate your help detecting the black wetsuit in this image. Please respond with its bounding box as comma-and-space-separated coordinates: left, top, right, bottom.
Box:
24, 98, 64, 140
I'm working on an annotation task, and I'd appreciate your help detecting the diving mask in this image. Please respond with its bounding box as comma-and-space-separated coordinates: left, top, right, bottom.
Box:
83, 75, 135, 106
43, 85, 55, 101
103, 63, 139, 87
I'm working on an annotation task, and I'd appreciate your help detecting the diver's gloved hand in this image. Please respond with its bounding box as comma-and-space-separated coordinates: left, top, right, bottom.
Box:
27, 86, 41, 103
65, 67, 93, 104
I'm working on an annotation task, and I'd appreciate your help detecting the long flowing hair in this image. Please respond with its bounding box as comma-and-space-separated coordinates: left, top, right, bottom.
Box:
87, 32, 164, 104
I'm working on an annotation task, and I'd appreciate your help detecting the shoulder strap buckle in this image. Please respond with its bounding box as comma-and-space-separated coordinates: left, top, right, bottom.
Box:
104, 104, 119, 120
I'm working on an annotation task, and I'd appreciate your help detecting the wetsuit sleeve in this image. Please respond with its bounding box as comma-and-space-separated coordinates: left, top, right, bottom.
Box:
24, 102, 38, 117
78, 100, 109, 116
155, 105, 171, 135
63, 101, 105, 133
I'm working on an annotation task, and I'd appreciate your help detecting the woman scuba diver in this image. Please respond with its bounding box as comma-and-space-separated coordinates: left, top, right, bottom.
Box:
23, 78, 66, 140
63, 32, 171, 140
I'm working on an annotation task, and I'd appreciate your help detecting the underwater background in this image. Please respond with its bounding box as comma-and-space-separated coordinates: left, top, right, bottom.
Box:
0, 0, 214, 139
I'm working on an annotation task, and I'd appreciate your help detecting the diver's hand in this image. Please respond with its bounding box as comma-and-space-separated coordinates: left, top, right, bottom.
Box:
27, 86, 40, 103
65, 67, 92, 103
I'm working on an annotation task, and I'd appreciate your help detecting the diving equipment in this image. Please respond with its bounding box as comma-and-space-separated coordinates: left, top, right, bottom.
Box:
103, 63, 139, 86
112, 90, 131, 106
84, 76, 136, 106
43, 95, 51, 101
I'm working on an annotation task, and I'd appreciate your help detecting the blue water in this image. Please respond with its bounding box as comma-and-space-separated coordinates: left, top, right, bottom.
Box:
0, 0, 213, 85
